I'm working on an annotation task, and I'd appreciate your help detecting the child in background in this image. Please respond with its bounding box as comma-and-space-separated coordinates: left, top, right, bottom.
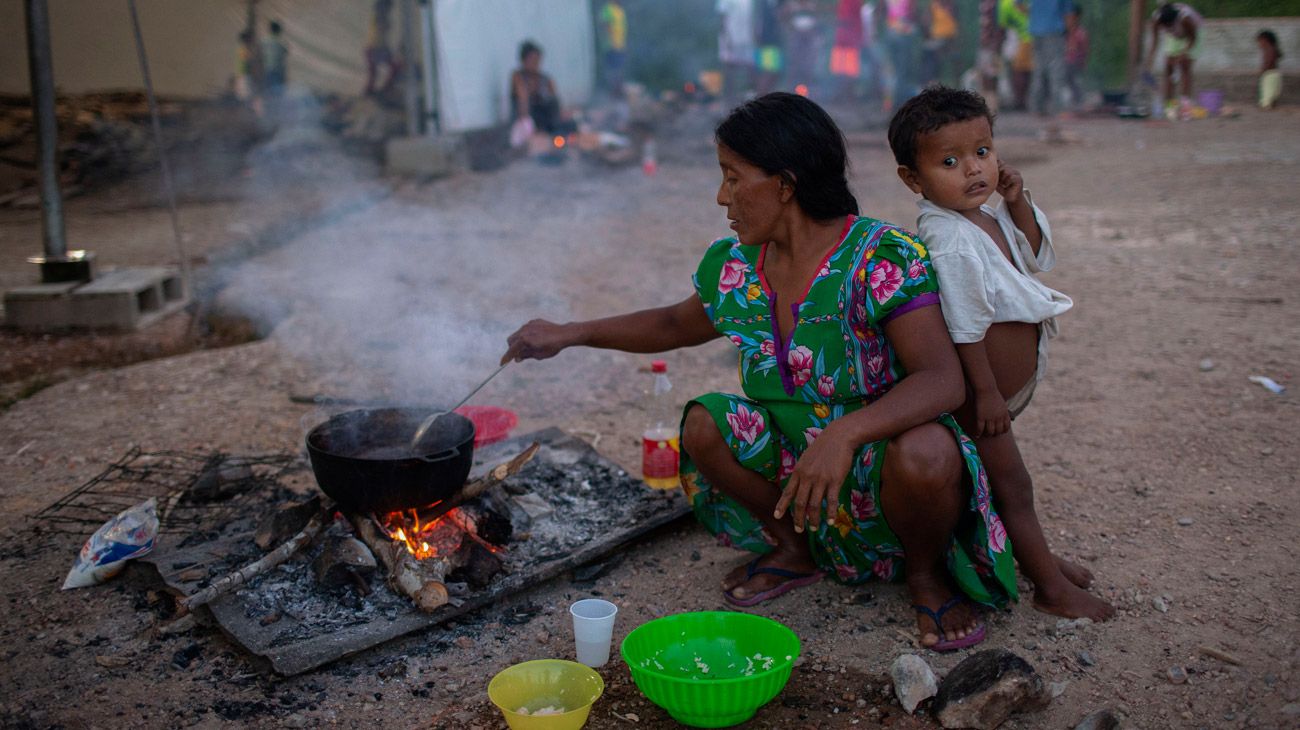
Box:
1064, 5, 1089, 109
1258, 30, 1283, 110
887, 87, 1115, 621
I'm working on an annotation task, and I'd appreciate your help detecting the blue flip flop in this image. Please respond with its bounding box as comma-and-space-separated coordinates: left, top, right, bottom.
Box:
723, 556, 823, 607
913, 597, 987, 652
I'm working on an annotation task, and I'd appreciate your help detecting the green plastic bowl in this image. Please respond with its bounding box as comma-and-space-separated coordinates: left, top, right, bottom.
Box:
487, 659, 605, 730
621, 611, 800, 728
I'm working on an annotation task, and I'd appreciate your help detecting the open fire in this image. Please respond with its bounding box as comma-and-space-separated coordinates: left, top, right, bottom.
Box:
377, 506, 502, 561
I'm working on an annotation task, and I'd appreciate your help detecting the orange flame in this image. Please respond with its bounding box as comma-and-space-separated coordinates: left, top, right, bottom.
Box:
380, 507, 452, 560
553, 135, 566, 149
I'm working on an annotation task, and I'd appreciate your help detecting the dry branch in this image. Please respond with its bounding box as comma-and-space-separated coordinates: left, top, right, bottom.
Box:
179, 511, 328, 612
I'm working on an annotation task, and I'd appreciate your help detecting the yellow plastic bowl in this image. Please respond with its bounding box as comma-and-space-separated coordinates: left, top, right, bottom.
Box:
487, 659, 605, 730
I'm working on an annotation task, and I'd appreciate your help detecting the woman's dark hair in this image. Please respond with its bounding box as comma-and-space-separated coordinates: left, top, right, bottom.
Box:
1258, 29, 1282, 57
519, 39, 542, 62
715, 92, 859, 220
887, 86, 994, 169
1157, 3, 1179, 26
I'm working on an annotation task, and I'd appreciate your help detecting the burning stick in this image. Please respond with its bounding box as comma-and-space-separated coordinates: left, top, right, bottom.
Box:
350, 513, 450, 612
427, 442, 541, 521
348, 443, 540, 612
178, 510, 329, 613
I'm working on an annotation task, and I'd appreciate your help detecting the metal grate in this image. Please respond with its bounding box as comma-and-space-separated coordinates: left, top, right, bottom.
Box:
34, 447, 304, 534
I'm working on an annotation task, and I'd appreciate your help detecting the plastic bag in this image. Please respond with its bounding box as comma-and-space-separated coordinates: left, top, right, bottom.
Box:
61, 498, 159, 590
509, 116, 535, 149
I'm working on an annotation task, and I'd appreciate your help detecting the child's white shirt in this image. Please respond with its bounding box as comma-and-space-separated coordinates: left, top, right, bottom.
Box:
916, 193, 1072, 384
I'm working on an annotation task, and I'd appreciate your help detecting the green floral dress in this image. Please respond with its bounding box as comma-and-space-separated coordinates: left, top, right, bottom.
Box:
680, 216, 1018, 607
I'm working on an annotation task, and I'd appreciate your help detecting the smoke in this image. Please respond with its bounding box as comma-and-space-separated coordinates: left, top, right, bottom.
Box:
210, 93, 583, 408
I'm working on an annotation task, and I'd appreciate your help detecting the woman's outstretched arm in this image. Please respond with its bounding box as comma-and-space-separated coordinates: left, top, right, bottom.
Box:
501, 293, 720, 364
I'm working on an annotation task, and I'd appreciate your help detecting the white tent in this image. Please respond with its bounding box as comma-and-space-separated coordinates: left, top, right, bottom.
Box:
0, 0, 595, 132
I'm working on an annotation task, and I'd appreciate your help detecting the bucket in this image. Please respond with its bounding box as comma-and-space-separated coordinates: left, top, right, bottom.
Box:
1197, 90, 1224, 116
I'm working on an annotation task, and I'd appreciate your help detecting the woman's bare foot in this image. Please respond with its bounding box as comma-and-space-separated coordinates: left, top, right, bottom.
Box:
1055, 556, 1094, 589
1033, 578, 1116, 622
721, 549, 819, 601
907, 572, 983, 648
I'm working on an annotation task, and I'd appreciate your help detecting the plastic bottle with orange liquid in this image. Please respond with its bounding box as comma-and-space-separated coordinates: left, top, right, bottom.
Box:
641, 360, 679, 489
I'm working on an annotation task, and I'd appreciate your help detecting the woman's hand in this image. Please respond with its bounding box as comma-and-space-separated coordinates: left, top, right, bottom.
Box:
996, 159, 1025, 205
972, 388, 1010, 437
501, 319, 580, 365
774, 424, 857, 534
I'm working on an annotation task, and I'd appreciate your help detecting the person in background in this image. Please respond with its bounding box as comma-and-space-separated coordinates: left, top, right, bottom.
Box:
784, 0, 821, 94
978, 0, 1005, 113
861, 1, 894, 111
598, 0, 628, 99
717, 0, 758, 103
234, 30, 259, 104
755, 0, 785, 95
1257, 29, 1282, 110
1146, 2, 1202, 106
261, 20, 289, 99
1028, 0, 1070, 130
999, 0, 1032, 111
364, 0, 398, 98
830, 0, 865, 101
921, 0, 959, 87
511, 40, 576, 137
1063, 6, 1088, 110
884, 0, 919, 105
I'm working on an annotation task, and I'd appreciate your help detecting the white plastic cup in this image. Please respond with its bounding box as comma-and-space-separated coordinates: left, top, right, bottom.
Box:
570, 598, 618, 668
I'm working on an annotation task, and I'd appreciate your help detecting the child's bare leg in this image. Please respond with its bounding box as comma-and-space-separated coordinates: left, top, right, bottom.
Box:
681, 405, 817, 599
975, 429, 1115, 621
960, 321, 1111, 618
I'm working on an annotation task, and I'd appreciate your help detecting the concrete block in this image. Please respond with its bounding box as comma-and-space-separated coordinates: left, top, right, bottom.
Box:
3, 281, 81, 331
69, 267, 188, 330
385, 135, 464, 178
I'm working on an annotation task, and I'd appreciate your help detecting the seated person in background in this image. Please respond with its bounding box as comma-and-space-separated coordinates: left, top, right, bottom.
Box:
511, 40, 577, 136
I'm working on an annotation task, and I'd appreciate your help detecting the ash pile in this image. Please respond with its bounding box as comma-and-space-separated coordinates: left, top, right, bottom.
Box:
126, 429, 688, 675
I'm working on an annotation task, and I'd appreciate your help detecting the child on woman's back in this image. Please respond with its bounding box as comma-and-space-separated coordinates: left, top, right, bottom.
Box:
886, 86, 1114, 621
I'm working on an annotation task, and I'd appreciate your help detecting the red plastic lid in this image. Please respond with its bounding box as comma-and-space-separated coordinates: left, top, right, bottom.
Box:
651, 360, 667, 373
453, 405, 519, 447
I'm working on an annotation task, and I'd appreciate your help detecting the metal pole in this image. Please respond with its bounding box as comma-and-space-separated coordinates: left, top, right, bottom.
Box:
419, 0, 439, 135
399, 0, 421, 135
24, 0, 66, 261
127, 0, 192, 298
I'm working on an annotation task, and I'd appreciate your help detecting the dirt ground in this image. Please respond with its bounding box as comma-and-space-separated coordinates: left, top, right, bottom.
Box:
0, 101, 1297, 730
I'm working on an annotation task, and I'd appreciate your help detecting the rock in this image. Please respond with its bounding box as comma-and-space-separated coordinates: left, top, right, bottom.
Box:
282, 714, 308, 728
1073, 708, 1121, 730
1166, 666, 1188, 684
1053, 617, 1093, 636
1152, 595, 1169, 613
454, 636, 474, 650
1177, 517, 1194, 526
377, 660, 407, 680
1077, 651, 1096, 667
932, 650, 1048, 730
890, 654, 938, 714
1280, 703, 1300, 716
1049, 681, 1069, 699
1198, 358, 1215, 372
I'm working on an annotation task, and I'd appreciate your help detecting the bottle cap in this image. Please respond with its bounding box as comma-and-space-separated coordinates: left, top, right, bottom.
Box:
651, 360, 667, 373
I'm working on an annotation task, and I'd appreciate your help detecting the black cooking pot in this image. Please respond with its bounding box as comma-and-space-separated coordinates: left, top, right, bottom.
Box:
305, 407, 475, 514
